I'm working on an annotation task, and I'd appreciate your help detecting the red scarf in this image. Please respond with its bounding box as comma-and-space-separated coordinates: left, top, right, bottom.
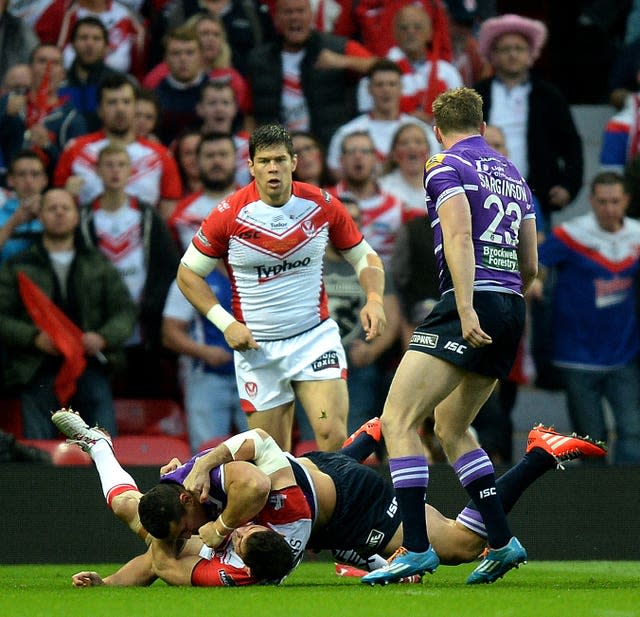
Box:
17, 271, 87, 404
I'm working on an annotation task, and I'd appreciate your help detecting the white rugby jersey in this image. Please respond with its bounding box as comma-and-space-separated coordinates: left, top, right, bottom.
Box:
331, 181, 415, 268
60, 2, 144, 74
169, 190, 235, 251
91, 198, 145, 305
54, 130, 183, 207
192, 181, 363, 340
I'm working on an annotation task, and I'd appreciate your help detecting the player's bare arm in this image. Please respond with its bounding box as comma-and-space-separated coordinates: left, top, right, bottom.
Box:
72, 550, 158, 587
438, 193, 492, 348
184, 429, 294, 502
516, 217, 538, 293
341, 241, 387, 340
198, 461, 271, 548
149, 538, 201, 586
177, 260, 259, 352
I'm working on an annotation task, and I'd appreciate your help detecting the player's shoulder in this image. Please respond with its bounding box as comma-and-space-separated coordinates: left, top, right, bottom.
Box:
424, 151, 455, 174
292, 181, 334, 205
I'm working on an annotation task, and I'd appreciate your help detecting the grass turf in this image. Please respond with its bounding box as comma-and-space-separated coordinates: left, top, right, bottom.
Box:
2, 561, 639, 617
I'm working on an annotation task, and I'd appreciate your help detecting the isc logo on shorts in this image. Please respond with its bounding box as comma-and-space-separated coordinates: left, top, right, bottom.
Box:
410, 332, 439, 348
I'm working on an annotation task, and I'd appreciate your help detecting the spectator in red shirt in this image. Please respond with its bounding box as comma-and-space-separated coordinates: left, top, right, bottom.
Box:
334, 0, 452, 60
54, 74, 183, 218
35, 0, 146, 79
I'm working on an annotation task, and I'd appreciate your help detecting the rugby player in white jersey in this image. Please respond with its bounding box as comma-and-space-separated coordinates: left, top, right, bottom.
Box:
176, 123, 387, 452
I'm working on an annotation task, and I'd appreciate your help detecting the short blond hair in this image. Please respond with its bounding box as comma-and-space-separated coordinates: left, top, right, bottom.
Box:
97, 142, 131, 165
432, 87, 484, 135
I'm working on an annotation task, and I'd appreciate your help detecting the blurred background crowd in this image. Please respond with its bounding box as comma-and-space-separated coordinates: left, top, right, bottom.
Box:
1, 0, 639, 467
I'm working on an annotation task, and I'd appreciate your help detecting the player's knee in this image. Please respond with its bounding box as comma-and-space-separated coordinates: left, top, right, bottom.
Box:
111, 493, 139, 524
313, 424, 346, 452
380, 412, 414, 438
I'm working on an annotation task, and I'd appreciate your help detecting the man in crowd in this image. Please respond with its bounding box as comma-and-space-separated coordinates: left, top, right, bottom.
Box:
0, 43, 87, 174
58, 16, 128, 132
327, 59, 439, 180
536, 171, 640, 465
78, 142, 178, 397
167, 132, 238, 252
474, 13, 583, 235
153, 27, 210, 146
0, 150, 47, 263
54, 74, 183, 218
329, 130, 422, 268
0, 189, 136, 438
247, 0, 375, 150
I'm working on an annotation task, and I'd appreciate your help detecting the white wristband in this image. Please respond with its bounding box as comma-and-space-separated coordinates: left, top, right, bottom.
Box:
206, 304, 237, 333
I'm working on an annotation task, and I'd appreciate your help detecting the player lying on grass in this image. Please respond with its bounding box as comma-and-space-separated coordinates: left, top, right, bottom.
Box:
52, 409, 606, 587
52, 408, 311, 587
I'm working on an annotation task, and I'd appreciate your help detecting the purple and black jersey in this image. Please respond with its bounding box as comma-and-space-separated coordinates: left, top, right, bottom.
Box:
161, 449, 226, 519
423, 135, 535, 295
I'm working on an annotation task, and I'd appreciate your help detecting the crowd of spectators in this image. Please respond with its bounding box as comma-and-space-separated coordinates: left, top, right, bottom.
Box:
0, 0, 638, 465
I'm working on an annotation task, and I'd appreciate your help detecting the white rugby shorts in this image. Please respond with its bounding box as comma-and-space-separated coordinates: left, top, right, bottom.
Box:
234, 319, 347, 413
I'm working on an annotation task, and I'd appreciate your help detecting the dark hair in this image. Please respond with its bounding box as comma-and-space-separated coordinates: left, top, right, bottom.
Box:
97, 73, 137, 106
340, 130, 374, 155
249, 123, 294, 160
368, 58, 402, 80
136, 88, 162, 132
138, 483, 185, 540
197, 131, 236, 156
137, 88, 161, 112
243, 530, 294, 582
590, 170, 626, 195
291, 131, 332, 186
71, 15, 109, 44
199, 80, 236, 103
28, 43, 61, 66
8, 149, 46, 174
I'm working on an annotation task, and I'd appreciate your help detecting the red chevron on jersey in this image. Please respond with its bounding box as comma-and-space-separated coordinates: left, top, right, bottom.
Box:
193, 181, 363, 340
54, 130, 182, 207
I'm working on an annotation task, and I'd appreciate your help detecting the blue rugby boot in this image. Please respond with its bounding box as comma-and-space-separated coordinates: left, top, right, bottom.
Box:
361, 546, 439, 585
466, 536, 527, 584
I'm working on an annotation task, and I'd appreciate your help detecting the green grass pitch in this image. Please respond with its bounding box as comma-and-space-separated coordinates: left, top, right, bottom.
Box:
2, 561, 639, 617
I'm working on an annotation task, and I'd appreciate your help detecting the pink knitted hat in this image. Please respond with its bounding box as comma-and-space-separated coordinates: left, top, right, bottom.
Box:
478, 13, 548, 60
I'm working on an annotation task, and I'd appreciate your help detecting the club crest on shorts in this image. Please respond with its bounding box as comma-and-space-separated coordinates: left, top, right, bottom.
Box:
410, 332, 439, 348
312, 351, 339, 371
244, 381, 258, 398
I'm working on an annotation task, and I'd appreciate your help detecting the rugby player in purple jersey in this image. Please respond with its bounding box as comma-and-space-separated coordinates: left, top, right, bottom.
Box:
363, 87, 538, 586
